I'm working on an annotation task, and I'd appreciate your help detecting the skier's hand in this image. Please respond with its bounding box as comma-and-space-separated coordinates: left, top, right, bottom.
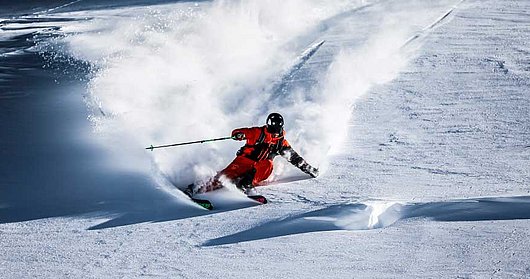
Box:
307, 167, 319, 178
232, 132, 245, 140
300, 163, 319, 178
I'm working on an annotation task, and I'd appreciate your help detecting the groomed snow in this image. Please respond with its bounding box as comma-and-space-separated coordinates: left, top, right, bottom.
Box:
1, 0, 529, 278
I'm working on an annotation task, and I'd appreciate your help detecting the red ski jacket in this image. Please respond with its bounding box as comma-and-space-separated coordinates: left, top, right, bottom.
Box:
231, 126, 303, 164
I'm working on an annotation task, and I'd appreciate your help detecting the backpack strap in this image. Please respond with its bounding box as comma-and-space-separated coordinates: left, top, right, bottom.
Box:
255, 126, 266, 146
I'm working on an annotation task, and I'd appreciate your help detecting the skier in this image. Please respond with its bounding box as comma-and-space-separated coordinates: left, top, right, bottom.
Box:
187, 113, 319, 196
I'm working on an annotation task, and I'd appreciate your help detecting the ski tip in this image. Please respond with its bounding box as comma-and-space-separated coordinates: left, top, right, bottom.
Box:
191, 198, 213, 210
248, 195, 268, 204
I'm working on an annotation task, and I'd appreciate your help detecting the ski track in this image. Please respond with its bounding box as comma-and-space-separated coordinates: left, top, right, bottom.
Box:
32, 0, 84, 16
401, 0, 465, 48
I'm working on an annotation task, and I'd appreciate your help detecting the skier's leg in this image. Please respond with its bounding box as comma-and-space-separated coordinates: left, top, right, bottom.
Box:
252, 159, 274, 186
220, 156, 255, 181
235, 168, 256, 190
198, 156, 254, 193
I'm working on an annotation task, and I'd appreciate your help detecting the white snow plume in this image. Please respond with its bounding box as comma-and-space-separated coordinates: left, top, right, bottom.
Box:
267, 22, 413, 178
50, 0, 447, 188
283, 0, 467, 173
317, 30, 410, 155
54, 1, 367, 185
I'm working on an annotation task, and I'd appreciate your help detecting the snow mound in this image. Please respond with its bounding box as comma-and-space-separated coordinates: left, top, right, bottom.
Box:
204, 196, 530, 246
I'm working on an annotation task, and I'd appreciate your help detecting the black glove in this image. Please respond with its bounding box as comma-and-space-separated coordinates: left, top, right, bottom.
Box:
232, 132, 245, 140
300, 163, 319, 178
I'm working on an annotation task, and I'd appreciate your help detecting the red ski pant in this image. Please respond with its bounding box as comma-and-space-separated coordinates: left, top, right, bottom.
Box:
200, 156, 273, 193
219, 156, 273, 186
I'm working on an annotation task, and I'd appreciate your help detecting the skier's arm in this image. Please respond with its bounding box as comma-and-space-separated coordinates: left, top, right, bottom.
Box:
280, 144, 319, 178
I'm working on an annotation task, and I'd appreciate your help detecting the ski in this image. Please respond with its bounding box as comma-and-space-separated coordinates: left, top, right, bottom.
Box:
178, 184, 267, 209
178, 186, 214, 210
185, 194, 266, 210
247, 195, 268, 204
184, 194, 266, 209
190, 198, 214, 210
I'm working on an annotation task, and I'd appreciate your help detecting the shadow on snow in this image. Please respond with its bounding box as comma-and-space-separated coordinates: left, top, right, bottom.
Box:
203, 196, 530, 246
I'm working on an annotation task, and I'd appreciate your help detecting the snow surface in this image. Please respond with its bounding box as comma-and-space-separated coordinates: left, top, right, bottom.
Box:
1, 0, 529, 278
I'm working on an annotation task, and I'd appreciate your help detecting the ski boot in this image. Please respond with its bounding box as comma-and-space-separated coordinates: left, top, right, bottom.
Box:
183, 184, 195, 198
235, 169, 256, 194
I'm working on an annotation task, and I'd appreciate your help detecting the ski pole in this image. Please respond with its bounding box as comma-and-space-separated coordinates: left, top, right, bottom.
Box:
145, 136, 232, 151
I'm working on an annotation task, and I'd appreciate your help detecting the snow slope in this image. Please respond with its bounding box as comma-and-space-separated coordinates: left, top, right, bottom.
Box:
1, 0, 529, 278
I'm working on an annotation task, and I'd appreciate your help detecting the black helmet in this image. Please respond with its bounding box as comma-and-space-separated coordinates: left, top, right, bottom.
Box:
266, 113, 284, 134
